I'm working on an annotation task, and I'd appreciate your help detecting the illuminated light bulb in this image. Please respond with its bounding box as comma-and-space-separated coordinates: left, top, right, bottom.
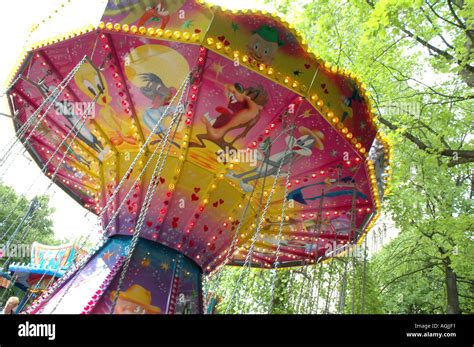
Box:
191, 33, 200, 41
138, 26, 147, 34
183, 32, 190, 40
130, 25, 138, 33
122, 24, 129, 32
316, 100, 323, 107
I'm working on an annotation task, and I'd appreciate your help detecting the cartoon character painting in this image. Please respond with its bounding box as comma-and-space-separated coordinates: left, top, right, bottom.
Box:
287, 175, 368, 205
111, 284, 161, 314
139, 72, 180, 147
74, 58, 137, 147
136, 0, 186, 29
340, 79, 364, 123
246, 25, 284, 66
227, 126, 324, 192
36, 122, 92, 168
190, 83, 268, 151
22, 73, 107, 159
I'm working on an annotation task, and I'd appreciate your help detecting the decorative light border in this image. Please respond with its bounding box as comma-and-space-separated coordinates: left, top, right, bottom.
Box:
4, 0, 394, 270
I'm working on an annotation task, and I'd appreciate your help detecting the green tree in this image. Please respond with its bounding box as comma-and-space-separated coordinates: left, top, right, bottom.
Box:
261, 0, 474, 314
0, 183, 57, 269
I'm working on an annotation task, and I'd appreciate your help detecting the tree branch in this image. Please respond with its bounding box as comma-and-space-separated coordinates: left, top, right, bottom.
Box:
447, 0, 466, 29
426, 0, 464, 29
377, 115, 474, 166
380, 263, 441, 293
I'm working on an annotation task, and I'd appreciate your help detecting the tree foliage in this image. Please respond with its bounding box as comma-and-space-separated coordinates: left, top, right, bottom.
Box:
0, 182, 57, 268
209, 0, 473, 314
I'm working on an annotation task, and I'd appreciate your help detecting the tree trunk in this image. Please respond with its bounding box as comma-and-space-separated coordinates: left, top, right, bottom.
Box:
445, 261, 461, 314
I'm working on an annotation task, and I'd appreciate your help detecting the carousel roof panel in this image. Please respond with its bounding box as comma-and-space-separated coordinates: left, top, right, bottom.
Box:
5, 0, 392, 273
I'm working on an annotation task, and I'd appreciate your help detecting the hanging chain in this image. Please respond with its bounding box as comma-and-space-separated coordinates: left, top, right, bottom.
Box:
35, 74, 190, 314
0, 56, 87, 164
109, 78, 189, 314
6, 99, 96, 303
0, 94, 97, 230
225, 116, 295, 313
204, 112, 292, 311
267, 116, 297, 314
0, 56, 88, 182
361, 235, 368, 313
0, 74, 23, 98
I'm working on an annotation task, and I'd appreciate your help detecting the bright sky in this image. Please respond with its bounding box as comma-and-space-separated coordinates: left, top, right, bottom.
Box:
0, 0, 272, 244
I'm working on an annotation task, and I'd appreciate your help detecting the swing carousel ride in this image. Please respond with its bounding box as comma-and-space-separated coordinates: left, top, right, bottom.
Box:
1, 0, 392, 314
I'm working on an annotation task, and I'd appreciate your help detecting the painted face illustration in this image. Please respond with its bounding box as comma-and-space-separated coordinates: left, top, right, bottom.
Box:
246, 25, 284, 66
75, 61, 109, 106
247, 34, 279, 66
111, 284, 161, 314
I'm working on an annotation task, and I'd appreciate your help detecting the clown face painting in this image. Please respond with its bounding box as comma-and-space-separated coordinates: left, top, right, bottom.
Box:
111, 284, 161, 314
246, 25, 284, 66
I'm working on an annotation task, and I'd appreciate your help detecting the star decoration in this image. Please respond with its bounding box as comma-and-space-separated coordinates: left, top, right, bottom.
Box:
231, 22, 239, 32
211, 62, 224, 79
360, 121, 366, 130
298, 109, 314, 119
160, 262, 170, 271
330, 149, 338, 157
182, 20, 194, 29
293, 70, 302, 76
103, 251, 113, 261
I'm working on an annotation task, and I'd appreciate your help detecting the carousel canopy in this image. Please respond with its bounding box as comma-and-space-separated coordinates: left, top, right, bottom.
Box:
5, 0, 391, 274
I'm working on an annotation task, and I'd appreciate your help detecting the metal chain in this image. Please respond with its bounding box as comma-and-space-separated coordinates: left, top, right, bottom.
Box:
225, 120, 295, 313
4, 100, 95, 304
110, 78, 189, 314
0, 74, 23, 98
0, 56, 88, 168
47, 76, 189, 313
0, 94, 96, 229
267, 117, 297, 314
204, 123, 280, 311
44, 76, 190, 313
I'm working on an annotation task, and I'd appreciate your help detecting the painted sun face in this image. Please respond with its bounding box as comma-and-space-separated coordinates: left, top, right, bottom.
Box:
246, 34, 279, 66
74, 61, 109, 106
